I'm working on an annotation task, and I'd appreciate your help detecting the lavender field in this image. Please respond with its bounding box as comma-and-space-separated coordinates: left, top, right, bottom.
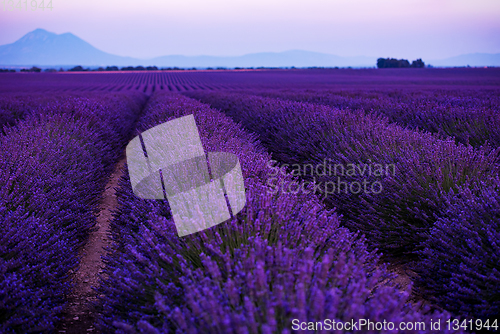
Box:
1, 68, 499, 333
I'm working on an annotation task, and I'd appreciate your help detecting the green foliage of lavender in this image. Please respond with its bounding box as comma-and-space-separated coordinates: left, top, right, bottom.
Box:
97, 92, 459, 333
0, 92, 145, 333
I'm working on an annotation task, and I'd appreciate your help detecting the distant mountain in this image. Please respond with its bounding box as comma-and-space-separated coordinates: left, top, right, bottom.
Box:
149, 51, 376, 68
429, 53, 500, 67
2, 29, 497, 68
0, 29, 376, 68
0, 29, 138, 66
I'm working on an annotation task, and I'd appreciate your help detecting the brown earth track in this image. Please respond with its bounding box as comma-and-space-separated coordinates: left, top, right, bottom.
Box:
57, 158, 126, 334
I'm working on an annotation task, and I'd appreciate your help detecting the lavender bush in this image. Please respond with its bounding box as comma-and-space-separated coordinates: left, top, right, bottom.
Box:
97, 92, 459, 333
157, 236, 461, 334
186, 91, 500, 259
0, 93, 144, 332
0, 93, 48, 132
253, 88, 500, 148
188, 91, 500, 323
414, 181, 500, 320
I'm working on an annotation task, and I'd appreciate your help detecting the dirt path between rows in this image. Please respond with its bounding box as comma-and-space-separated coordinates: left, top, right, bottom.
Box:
57, 158, 126, 333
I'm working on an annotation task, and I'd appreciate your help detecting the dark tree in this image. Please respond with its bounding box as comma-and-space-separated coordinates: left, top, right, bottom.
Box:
411, 58, 425, 68
21, 67, 42, 72
69, 66, 87, 71
399, 59, 410, 68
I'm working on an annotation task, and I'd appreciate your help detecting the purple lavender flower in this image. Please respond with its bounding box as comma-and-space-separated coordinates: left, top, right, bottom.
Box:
0, 92, 144, 332
97, 92, 459, 333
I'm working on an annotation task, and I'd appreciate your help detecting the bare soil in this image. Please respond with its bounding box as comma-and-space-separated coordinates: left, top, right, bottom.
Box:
57, 158, 125, 334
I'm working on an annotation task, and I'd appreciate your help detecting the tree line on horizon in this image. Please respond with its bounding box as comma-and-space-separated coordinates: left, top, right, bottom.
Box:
377, 58, 425, 68
0, 59, 436, 72
0, 65, 348, 72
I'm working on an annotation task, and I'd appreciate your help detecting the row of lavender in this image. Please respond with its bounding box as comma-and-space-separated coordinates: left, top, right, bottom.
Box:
249, 88, 500, 148
0, 92, 145, 332
0, 92, 144, 133
186, 91, 500, 321
96, 92, 460, 333
0, 93, 54, 132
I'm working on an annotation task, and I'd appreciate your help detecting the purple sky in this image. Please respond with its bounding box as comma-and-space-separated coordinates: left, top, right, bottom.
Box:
1, 0, 499, 60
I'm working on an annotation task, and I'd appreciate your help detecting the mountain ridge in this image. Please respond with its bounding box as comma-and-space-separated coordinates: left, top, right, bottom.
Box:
0, 29, 499, 68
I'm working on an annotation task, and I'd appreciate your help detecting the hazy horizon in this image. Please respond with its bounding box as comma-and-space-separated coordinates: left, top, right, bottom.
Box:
1, 0, 499, 60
